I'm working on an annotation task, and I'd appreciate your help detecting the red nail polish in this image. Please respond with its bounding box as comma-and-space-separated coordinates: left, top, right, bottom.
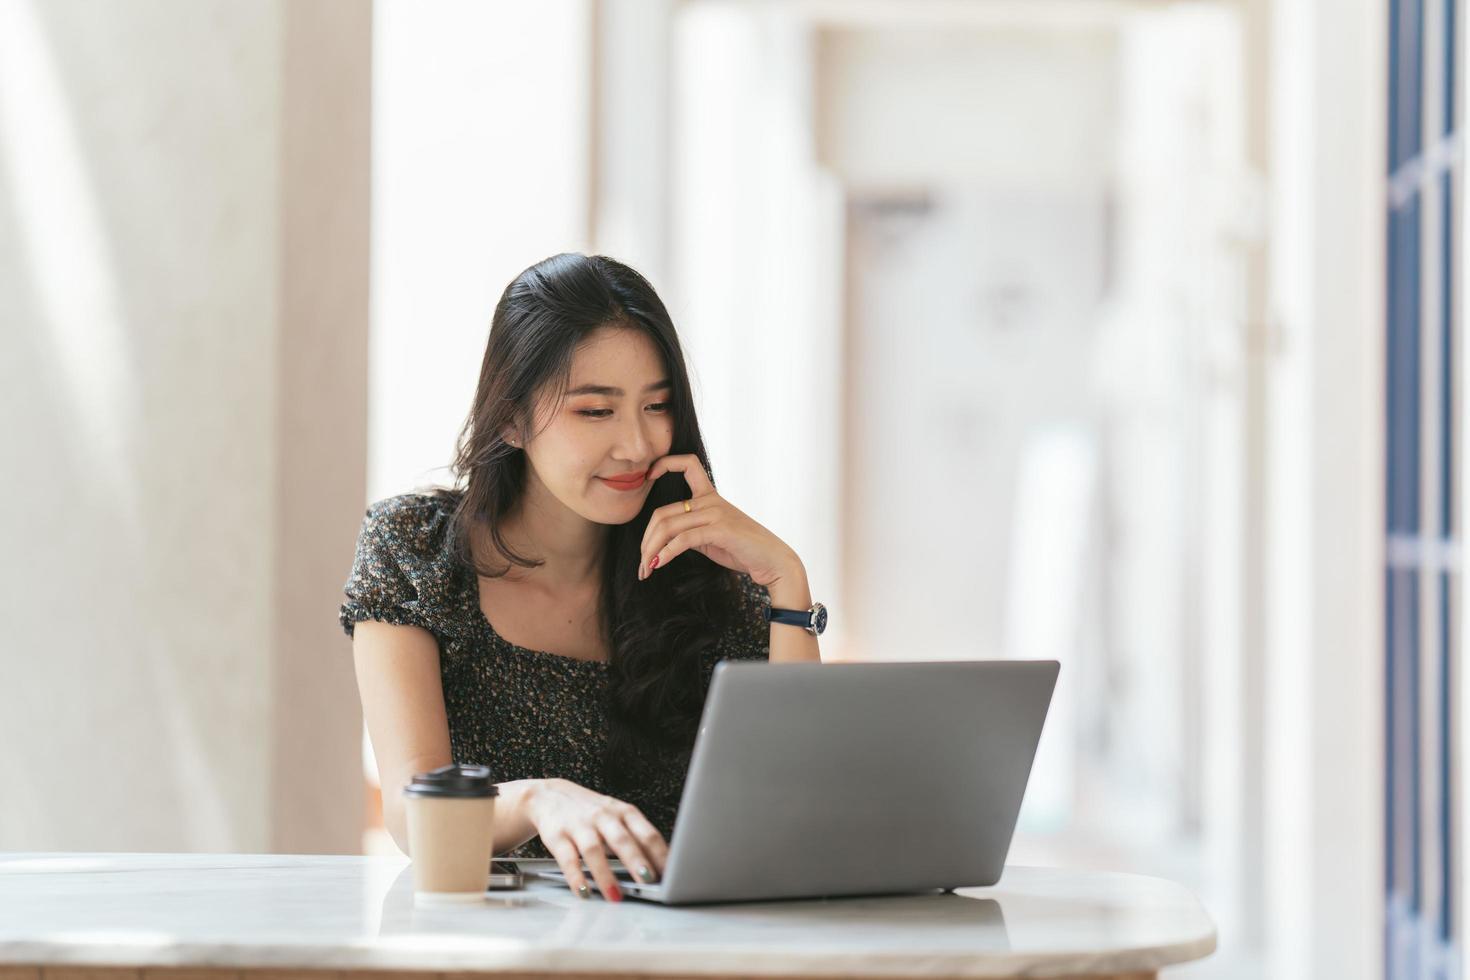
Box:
609, 884, 623, 901
650, 555, 660, 569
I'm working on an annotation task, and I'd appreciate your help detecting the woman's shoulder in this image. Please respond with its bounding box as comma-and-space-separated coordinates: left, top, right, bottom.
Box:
360, 489, 458, 553
363, 488, 457, 526
350, 489, 465, 588
340, 488, 468, 640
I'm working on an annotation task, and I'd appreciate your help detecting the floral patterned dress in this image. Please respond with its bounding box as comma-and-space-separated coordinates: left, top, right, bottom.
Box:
339, 491, 771, 857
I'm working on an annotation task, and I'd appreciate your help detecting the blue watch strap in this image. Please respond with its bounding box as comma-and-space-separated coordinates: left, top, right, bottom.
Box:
766, 602, 827, 636
766, 606, 811, 628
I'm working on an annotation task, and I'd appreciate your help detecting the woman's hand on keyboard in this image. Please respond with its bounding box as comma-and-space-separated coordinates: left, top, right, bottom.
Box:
525, 778, 667, 901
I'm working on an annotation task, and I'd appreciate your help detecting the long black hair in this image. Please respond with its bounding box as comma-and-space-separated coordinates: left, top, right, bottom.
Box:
429, 252, 740, 792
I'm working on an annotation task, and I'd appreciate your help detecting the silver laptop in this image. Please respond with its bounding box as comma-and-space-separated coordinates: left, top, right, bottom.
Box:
507, 658, 1058, 905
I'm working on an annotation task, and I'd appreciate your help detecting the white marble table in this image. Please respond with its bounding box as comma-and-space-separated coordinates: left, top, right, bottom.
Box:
0, 853, 1215, 979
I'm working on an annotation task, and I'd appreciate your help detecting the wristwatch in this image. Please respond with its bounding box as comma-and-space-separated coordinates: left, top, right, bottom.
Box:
766, 601, 828, 637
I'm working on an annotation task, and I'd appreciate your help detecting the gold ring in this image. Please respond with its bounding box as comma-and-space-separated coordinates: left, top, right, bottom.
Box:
683, 499, 692, 513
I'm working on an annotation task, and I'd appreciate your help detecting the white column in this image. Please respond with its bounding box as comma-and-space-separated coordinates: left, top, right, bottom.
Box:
669, 3, 846, 657
369, 0, 593, 501
1264, 0, 1386, 975
592, 0, 675, 287
0, 0, 369, 853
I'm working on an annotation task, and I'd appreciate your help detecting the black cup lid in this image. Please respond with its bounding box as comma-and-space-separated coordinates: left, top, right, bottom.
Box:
403, 763, 499, 799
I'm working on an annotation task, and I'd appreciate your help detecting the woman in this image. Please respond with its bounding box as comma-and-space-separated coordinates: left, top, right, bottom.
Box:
340, 253, 825, 904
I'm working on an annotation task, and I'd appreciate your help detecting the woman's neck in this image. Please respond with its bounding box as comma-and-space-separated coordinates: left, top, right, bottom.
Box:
478, 491, 607, 594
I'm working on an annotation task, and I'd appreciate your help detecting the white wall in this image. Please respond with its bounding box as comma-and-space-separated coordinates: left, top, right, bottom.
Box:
594, 0, 676, 290
369, 0, 594, 502
0, 0, 368, 853
357, 1, 596, 817
669, 2, 848, 657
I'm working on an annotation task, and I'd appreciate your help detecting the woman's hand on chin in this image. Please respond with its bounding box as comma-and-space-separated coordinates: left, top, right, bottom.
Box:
637, 453, 803, 588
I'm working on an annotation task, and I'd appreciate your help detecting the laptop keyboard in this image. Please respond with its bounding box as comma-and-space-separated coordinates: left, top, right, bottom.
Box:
539, 863, 656, 885
613, 867, 650, 883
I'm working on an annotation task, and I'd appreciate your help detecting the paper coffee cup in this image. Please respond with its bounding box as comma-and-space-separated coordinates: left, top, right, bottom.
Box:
404, 763, 499, 904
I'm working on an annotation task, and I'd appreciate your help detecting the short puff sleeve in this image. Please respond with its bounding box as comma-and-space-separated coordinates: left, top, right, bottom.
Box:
338, 494, 455, 639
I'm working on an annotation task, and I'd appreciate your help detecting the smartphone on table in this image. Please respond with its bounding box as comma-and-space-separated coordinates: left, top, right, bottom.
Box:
487, 860, 524, 890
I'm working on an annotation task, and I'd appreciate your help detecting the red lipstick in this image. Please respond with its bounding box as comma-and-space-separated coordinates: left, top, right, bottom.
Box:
598, 471, 647, 491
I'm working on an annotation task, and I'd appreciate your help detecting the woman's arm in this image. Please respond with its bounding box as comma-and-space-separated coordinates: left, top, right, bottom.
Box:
766, 562, 821, 664
351, 620, 544, 855
633, 454, 824, 664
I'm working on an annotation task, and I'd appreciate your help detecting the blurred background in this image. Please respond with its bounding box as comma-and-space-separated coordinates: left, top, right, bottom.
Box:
0, 0, 1452, 977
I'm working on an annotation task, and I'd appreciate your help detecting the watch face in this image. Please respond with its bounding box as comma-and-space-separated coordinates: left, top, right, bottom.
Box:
813, 604, 828, 634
